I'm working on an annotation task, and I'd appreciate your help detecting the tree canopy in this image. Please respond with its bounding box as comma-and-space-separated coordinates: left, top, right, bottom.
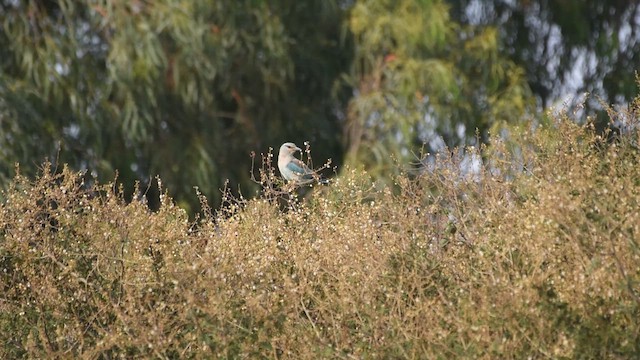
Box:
450, 0, 640, 108
1, 0, 638, 212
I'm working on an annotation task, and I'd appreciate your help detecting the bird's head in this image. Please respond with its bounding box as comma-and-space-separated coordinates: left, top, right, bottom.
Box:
279, 142, 301, 157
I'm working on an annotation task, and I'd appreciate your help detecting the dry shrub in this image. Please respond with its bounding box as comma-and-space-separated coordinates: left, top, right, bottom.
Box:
1, 103, 640, 358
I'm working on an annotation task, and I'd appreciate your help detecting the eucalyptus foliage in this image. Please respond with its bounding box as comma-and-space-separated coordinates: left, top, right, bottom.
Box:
450, 0, 640, 108
344, 0, 534, 176
1, 0, 347, 211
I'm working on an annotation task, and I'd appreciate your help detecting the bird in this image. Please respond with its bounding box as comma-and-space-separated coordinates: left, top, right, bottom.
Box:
278, 142, 325, 185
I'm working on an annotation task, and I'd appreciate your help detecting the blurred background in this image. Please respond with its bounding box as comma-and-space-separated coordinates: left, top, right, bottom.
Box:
1, 0, 639, 213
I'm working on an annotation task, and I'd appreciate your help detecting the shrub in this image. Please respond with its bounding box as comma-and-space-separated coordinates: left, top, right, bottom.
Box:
1, 102, 639, 358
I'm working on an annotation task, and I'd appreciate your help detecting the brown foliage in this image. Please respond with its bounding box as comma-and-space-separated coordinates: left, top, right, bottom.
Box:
2, 107, 640, 358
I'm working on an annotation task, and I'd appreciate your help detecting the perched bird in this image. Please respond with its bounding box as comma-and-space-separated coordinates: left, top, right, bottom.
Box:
278, 142, 321, 185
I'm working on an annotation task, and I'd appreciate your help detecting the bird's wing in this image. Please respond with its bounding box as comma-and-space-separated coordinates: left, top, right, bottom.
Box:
287, 158, 314, 178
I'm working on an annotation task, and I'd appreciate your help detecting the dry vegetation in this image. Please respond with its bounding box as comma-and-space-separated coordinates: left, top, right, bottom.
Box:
2, 103, 640, 358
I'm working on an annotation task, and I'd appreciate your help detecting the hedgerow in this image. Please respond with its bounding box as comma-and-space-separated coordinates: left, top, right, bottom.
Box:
1, 100, 639, 358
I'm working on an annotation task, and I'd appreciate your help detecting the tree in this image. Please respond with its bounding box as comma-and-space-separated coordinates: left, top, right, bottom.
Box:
342, 0, 535, 177
448, 0, 640, 109
0, 0, 350, 212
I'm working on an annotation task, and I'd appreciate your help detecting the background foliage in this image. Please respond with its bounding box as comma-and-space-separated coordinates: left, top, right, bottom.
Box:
450, 0, 640, 108
1, 0, 348, 211
2, 0, 639, 210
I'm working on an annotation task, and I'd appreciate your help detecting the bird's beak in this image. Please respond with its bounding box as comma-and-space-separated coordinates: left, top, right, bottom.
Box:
294, 147, 302, 153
